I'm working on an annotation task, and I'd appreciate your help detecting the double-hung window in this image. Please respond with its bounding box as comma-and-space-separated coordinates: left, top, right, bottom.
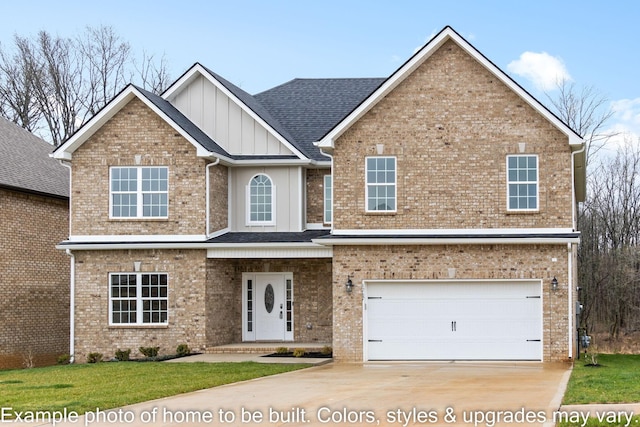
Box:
507, 155, 538, 211
324, 175, 332, 224
110, 273, 168, 325
366, 157, 396, 212
110, 166, 168, 218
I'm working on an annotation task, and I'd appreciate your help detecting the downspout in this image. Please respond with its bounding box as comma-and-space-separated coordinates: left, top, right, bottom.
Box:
569, 143, 585, 359
205, 157, 221, 238
66, 249, 75, 363
567, 242, 573, 359
59, 160, 74, 363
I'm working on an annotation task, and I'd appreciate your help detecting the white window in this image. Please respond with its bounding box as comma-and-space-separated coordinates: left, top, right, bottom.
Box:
247, 174, 275, 224
507, 155, 538, 211
366, 157, 396, 212
324, 175, 332, 224
109, 273, 168, 325
110, 167, 168, 218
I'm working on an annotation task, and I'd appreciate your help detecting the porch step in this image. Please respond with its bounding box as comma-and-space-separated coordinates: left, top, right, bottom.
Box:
205, 343, 331, 355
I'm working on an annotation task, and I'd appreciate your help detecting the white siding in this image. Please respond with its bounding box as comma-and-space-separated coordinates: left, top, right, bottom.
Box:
229, 167, 303, 232
170, 75, 294, 156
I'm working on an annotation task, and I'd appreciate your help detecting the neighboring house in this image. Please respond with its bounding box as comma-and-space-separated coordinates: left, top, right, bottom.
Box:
53, 27, 585, 363
0, 117, 70, 369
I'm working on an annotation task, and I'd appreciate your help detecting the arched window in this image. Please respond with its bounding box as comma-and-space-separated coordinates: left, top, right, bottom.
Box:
248, 174, 274, 223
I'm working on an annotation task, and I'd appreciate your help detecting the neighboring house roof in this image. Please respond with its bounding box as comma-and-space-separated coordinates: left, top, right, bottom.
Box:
0, 117, 69, 199
254, 78, 385, 161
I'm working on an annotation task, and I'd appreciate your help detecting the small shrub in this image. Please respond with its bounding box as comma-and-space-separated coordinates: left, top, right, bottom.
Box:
115, 349, 131, 361
139, 346, 160, 359
276, 347, 290, 354
57, 354, 72, 365
176, 344, 190, 357
292, 348, 306, 358
87, 352, 103, 363
321, 345, 333, 356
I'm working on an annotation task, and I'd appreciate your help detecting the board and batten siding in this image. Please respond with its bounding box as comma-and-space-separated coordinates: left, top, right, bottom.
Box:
229, 167, 304, 232
171, 75, 293, 156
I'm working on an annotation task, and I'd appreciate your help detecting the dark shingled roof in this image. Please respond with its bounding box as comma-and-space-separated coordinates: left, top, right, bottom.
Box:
207, 230, 330, 244
0, 117, 69, 198
254, 78, 385, 161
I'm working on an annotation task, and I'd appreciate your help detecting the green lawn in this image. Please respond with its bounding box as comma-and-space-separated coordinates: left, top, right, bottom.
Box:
559, 354, 640, 427
0, 361, 309, 417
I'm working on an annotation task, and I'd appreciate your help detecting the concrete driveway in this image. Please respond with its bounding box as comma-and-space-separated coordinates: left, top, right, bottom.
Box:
18, 361, 571, 427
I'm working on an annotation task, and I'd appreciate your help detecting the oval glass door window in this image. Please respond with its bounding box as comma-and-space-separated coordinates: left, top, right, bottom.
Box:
264, 284, 275, 313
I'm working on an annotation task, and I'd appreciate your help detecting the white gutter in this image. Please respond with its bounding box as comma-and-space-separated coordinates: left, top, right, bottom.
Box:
205, 157, 221, 238
66, 249, 75, 364
314, 236, 580, 246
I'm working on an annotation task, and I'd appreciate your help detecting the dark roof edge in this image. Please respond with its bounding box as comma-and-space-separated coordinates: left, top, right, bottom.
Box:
0, 183, 69, 200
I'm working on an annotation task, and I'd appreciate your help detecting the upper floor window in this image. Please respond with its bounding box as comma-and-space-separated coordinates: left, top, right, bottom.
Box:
109, 272, 168, 325
507, 155, 538, 211
248, 174, 275, 224
366, 157, 396, 212
110, 166, 168, 218
324, 175, 332, 224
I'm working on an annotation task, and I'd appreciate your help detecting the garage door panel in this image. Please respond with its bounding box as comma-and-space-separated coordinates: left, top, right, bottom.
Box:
366, 281, 542, 361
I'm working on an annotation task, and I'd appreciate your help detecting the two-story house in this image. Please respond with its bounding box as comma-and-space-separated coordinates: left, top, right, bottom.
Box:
53, 27, 585, 363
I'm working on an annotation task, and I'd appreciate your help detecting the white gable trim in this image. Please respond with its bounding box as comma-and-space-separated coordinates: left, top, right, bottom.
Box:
163, 64, 307, 160
52, 85, 219, 161
316, 26, 583, 150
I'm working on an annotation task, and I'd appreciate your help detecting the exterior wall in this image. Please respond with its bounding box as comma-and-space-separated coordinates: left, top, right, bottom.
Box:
70, 98, 209, 237
72, 249, 208, 362
332, 244, 572, 363
332, 40, 573, 231
171, 74, 293, 156
229, 167, 303, 232
205, 258, 333, 346
306, 168, 329, 226
208, 163, 229, 234
0, 189, 69, 369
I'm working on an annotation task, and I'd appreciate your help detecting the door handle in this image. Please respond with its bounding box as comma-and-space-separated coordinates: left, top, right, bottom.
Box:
451, 321, 457, 332
279, 311, 283, 319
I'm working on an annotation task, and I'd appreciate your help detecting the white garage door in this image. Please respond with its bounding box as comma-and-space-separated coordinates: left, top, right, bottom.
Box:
365, 281, 542, 361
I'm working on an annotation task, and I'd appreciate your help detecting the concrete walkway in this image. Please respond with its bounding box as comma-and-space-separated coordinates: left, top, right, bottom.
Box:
12, 360, 573, 427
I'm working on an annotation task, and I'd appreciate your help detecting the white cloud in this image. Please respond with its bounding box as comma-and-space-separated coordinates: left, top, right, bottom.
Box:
507, 51, 572, 92
601, 98, 640, 152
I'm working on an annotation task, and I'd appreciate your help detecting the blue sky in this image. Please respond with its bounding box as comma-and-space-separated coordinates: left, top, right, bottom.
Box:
2, 0, 638, 149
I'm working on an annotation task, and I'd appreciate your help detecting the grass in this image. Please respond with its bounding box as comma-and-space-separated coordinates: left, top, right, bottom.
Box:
563, 354, 640, 404
559, 354, 640, 427
0, 361, 309, 417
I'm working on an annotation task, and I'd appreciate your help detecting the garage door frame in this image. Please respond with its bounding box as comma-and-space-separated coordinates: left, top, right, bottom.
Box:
362, 279, 544, 362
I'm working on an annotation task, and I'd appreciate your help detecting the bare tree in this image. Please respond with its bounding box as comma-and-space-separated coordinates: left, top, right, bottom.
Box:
547, 79, 616, 166
0, 25, 170, 145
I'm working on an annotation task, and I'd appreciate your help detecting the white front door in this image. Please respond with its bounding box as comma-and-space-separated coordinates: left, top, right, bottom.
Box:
243, 273, 293, 341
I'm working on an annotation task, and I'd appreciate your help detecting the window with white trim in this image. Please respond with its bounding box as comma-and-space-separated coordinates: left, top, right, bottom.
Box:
366, 157, 396, 212
248, 174, 274, 224
324, 175, 332, 223
110, 167, 168, 218
110, 273, 168, 325
507, 155, 538, 211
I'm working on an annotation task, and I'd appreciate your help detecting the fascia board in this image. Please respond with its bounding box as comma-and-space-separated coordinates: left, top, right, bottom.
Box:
165, 64, 308, 161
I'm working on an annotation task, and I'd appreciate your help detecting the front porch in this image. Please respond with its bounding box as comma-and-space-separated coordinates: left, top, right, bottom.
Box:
205, 342, 331, 354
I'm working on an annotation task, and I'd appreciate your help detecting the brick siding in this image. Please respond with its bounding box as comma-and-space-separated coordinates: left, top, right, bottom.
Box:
0, 188, 69, 369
